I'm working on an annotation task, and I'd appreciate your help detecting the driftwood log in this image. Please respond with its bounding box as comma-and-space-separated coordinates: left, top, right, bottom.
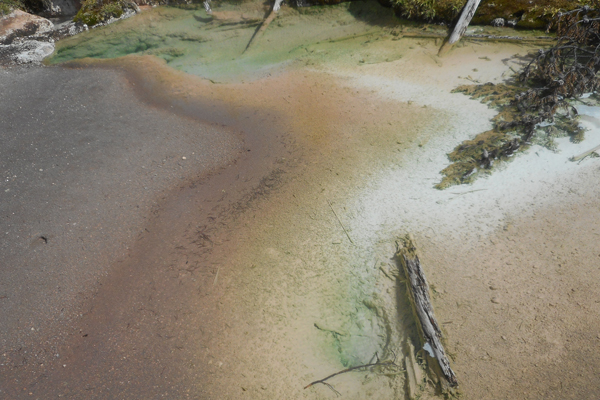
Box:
396, 234, 458, 388
244, 0, 284, 53
438, 0, 482, 56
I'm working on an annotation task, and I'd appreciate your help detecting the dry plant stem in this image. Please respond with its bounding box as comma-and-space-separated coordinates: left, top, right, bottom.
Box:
213, 266, 219, 285
396, 235, 458, 388
327, 199, 354, 245
438, 0, 482, 56
303, 360, 396, 393
570, 143, 600, 161
243, 0, 283, 53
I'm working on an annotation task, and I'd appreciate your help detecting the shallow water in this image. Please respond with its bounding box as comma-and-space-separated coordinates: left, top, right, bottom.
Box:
48, 2, 403, 81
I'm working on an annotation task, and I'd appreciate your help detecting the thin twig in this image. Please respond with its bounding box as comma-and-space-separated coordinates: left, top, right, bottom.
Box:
571, 143, 600, 161
304, 360, 396, 392
450, 188, 488, 195
213, 266, 220, 286
327, 200, 354, 245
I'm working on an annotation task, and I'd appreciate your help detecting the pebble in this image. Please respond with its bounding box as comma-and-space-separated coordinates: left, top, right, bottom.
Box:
491, 297, 500, 304
182, 156, 187, 160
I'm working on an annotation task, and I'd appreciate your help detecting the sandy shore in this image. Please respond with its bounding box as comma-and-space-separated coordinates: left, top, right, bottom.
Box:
2, 6, 600, 399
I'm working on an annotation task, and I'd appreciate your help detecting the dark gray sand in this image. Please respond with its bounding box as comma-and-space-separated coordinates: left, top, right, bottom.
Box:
0, 65, 244, 391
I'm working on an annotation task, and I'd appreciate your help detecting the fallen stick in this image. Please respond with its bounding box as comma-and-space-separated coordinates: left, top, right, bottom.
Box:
438, 0, 482, 56
327, 200, 354, 245
243, 0, 283, 53
403, 31, 555, 45
396, 234, 458, 389
203, 0, 212, 14
570, 143, 600, 162
304, 359, 396, 395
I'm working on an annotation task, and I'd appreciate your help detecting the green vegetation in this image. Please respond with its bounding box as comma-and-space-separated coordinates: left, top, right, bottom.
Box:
74, 0, 132, 26
437, 82, 587, 189
392, 0, 464, 23
472, 0, 592, 29
391, 0, 591, 28
0, 0, 24, 15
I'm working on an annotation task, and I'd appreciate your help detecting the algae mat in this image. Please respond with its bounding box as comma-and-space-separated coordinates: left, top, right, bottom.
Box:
48, 1, 411, 81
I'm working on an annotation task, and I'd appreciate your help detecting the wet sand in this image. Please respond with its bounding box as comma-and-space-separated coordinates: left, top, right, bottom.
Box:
2, 6, 600, 400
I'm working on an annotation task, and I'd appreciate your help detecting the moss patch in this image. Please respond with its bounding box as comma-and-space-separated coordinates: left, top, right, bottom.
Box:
391, 0, 591, 28
0, 0, 24, 15
472, 0, 592, 29
391, 0, 464, 23
437, 82, 586, 189
74, 0, 131, 26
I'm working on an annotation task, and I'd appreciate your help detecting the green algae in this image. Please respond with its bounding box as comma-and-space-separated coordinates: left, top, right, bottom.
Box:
74, 0, 129, 26
437, 82, 588, 189
0, 0, 23, 15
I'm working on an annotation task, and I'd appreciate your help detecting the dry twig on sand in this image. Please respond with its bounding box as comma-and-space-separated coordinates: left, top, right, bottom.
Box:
327, 199, 354, 245
304, 354, 397, 396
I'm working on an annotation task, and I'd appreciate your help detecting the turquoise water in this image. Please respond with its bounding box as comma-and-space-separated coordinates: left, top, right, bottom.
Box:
49, 2, 402, 81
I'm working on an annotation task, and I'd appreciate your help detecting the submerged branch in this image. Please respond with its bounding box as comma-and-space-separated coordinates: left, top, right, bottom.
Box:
304, 359, 397, 394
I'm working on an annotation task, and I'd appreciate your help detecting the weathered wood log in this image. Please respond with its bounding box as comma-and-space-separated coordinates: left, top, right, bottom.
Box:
396, 234, 458, 388
203, 0, 212, 14
243, 0, 284, 53
438, 0, 482, 56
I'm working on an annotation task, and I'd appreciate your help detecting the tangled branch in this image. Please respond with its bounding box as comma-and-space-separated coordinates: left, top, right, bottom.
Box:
438, 3, 600, 189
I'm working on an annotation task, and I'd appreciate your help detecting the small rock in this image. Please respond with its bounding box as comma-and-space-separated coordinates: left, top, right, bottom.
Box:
507, 20, 518, 28
491, 297, 500, 304
1, 10, 54, 43
491, 18, 505, 27
182, 156, 187, 160
501, 335, 507, 340
0, 10, 58, 65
